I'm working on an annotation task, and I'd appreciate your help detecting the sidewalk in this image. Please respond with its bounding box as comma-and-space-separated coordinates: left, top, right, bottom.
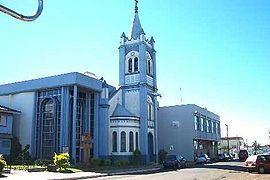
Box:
3, 164, 162, 180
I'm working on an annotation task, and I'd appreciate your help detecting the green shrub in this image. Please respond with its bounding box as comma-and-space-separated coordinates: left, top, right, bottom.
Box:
114, 160, 129, 167
34, 159, 52, 166
90, 159, 100, 167
158, 149, 168, 164
0, 155, 7, 175
53, 153, 70, 171
132, 149, 142, 165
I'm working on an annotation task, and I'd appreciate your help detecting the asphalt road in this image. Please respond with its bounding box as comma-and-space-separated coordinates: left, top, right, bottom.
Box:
93, 161, 270, 180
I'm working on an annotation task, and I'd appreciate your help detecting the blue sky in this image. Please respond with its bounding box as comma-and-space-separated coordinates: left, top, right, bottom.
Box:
1, 0, 270, 145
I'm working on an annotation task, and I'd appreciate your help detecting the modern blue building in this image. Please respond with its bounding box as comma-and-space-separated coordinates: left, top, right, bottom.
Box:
0, 1, 158, 164
0, 105, 20, 156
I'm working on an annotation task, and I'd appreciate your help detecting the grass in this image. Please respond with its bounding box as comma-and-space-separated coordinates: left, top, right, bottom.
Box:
7, 165, 45, 171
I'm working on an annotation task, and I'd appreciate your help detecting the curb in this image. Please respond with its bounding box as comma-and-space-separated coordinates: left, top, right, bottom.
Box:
50, 167, 162, 180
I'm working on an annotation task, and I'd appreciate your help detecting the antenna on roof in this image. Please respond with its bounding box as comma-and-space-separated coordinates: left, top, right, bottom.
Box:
180, 88, 183, 104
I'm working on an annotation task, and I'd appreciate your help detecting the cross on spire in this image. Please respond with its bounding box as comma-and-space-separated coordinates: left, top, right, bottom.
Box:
134, 0, 138, 13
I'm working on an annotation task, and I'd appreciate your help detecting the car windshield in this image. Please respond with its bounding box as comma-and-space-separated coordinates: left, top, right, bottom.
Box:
246, 155, 257, 162
166, 155, 176, 160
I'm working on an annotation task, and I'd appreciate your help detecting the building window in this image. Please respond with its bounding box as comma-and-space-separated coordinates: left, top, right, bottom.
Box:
196, 116, 200, 131
147, 60, 151, 74
209, 120, 212, 133
147, 96, 154, 121
129, 131, 134, 152
121, 131, 126, 152
112, 131, 117, 152
135, 132, 139, 150
200, 118, 204, 131
217, 122, 220, 134
1, 140, 10, 148
42, 99, 54, 159
0, 114, 7, 126
194, 116, 197, 130
206, 120, 210, 133
128, 58, 132, 73
134, 57, 138, 72
75, 100, 83, 162
213, 122, 216, 134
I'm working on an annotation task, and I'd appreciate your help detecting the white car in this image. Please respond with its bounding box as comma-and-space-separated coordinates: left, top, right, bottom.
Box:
196, 154, 211, 164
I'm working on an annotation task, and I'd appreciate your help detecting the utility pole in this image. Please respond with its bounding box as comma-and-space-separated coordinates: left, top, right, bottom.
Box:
225, 124, 229, 153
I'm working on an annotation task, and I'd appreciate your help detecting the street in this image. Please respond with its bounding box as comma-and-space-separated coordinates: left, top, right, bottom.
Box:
93, 161, 270, 180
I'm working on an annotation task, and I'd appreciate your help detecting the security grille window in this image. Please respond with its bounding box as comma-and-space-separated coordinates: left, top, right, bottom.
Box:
112, 131, 117, 152
121, 131, 126, 152
0, 114, 7, 126
129, 131, 134, 152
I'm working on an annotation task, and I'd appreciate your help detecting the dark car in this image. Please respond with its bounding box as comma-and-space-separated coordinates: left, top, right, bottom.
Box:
163, 154, 187, 169
218, 153, 230, 161
245, 154, 270, 174
239, 150, 248, 161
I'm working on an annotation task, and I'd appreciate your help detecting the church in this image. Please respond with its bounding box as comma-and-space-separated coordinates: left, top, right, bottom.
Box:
0, 1, 158, 164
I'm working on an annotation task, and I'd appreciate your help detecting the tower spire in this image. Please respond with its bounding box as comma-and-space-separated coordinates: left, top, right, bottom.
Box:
135, 0, 138, 13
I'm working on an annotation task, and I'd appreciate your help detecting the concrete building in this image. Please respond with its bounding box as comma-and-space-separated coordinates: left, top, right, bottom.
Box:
0, 105, 20, 156
220, 137, 245, 155
158, 104, 221, 161
0, 72, 113, 163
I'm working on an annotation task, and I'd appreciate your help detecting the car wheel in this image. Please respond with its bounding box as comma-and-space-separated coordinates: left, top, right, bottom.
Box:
177, 163, 181, 169
258, 166, 265, 174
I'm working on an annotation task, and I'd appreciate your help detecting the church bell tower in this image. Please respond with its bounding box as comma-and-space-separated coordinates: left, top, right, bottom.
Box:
118, 0, 158, 163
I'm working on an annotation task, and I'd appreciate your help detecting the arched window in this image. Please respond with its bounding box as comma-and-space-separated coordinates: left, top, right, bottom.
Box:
147, 96, 154, 121
128, 58, 132, 73
42, 99, 54, 158
120, 131, 126, 152
147, 60, 151, 74
129, 131, 134, 152
146, 52, 153, 75
112, 131, 117, 152
134, 57, 138, 72
135, 132, 139, 150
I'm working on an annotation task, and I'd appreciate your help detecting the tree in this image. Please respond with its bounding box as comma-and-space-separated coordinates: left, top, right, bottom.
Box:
252, 140, 261, 155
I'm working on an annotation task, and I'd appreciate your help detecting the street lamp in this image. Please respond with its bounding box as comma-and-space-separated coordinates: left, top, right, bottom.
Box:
225, 124, 229, 153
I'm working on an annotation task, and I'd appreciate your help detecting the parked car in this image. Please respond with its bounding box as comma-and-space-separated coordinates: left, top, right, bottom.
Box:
245, 154, 270, 174
163, 154, 187, 169
239, 149, 248, 161
218, 153, 230, 161
195, 154, 211, 164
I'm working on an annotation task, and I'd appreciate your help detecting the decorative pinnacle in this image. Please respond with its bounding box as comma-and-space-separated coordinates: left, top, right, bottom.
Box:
134, 0, 138, 13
